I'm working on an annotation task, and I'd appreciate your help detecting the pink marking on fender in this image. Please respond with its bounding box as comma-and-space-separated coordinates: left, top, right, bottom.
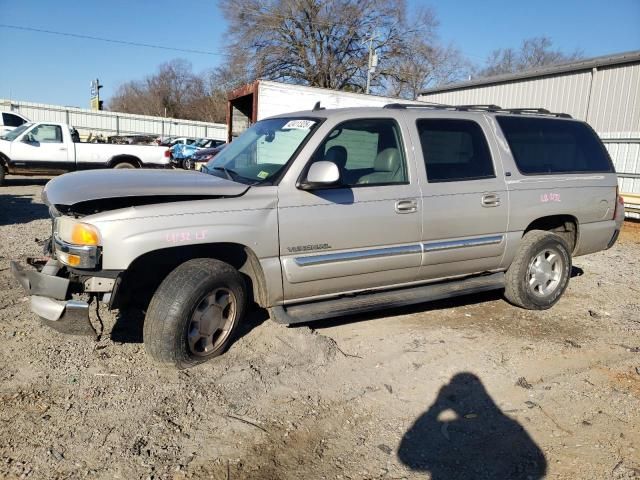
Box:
165, 230, 207, 243
540, 193, 561, 203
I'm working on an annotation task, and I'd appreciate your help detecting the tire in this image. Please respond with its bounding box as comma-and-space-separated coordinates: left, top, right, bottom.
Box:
504, 230, 572, 310
183, 158, 193, 170
0, 165, 5, 186
143, 258, 247, 369
113, 162, 136, 169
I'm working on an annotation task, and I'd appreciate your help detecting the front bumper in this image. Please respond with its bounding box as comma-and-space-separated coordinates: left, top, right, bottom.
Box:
10, 259, 95, 336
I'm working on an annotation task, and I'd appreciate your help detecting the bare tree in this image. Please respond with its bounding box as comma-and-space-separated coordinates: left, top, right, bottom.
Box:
381, 9, 472, 99
219, 0, 464, 94
109, 60, 229, 123
480, 37, 583, 77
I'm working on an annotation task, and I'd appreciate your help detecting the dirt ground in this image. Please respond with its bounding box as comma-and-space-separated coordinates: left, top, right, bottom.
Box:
1, 177, 639, 480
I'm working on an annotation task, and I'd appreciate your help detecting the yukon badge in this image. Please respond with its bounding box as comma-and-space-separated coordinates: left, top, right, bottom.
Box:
287, 243, 332, 253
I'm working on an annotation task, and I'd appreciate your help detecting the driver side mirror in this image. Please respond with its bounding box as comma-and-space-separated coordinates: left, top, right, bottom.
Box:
22, 134, 35, 144
299, 161, 340, 190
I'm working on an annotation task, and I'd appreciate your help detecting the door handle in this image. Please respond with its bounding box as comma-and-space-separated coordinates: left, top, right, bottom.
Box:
59, 148, 67, 151
395, 199, 418, 214
481, 193, 501, 207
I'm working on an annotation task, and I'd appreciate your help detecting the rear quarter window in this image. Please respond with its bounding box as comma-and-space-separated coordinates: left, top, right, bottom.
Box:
496, 116, 613, 175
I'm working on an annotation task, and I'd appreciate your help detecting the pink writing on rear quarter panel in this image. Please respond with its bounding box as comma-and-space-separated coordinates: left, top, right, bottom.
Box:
165, 230, 207, 243
540, 193, 561, 203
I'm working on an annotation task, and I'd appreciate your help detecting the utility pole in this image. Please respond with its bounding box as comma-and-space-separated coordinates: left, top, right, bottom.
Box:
365, 34, 378, 95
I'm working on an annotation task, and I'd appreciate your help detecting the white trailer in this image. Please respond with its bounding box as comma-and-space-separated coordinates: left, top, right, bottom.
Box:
226, 80, 418, 141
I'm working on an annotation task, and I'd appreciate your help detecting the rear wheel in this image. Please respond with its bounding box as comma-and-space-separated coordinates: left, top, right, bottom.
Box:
504, 230, 571, 310
0, 165, 5, 186
113, 161, 135, 169
143, 258, 247, 368
183, 158, 193, 170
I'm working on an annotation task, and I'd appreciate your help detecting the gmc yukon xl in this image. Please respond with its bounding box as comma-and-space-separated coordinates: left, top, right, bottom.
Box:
11, 104, 625, 368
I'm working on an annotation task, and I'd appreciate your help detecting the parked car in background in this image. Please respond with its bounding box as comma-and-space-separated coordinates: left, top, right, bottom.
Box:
171, 138, 226, 169
190, 143, 227, 170
170, 137, 197, 147
0, 111, 29, 135
0, 121, 171, 185
156, 136, 176, 146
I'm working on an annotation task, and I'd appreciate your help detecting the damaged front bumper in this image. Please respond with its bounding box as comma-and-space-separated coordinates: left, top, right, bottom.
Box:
10, 259, 95, 336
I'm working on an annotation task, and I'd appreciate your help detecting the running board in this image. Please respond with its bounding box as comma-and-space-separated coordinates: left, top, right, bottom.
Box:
269, 272, 505, 325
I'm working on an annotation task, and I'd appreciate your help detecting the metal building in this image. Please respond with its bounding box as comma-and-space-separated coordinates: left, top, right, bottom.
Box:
419, 51, 640, 216
0, 99, 227, 141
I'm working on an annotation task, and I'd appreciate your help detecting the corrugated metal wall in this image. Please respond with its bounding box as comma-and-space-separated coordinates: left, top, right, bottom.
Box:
419, 61, 640, 217
420, 71, 593, 120
0, 99, 227, 140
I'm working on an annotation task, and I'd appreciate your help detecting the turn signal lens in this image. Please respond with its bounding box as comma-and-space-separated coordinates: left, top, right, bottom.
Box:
71, 224, 100, 245
57, 218, 101, 246
57, 251, 81, 266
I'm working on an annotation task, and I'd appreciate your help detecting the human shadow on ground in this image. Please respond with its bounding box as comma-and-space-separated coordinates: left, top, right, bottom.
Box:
398, 372, 547, 480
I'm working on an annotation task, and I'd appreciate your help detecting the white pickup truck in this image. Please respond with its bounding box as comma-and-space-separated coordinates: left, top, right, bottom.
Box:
0, 121, 171, 185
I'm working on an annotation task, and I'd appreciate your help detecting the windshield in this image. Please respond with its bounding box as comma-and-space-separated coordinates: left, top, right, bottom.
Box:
194, 138, 209, 147
1, 123, 33, 141
204, 117, 318, 185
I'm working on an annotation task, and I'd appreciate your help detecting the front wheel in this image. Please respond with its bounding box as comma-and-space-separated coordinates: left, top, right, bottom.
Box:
143, 258, 247, 368
504, 230, 572, 310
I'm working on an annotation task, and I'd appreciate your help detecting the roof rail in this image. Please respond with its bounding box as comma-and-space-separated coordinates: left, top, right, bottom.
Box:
383, 102, 453, 110
505, 108, 572, 118
455, 104, 502, 111
382, 102, 572, 118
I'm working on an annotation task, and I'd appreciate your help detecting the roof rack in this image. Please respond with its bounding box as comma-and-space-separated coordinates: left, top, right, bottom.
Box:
383, 102, 572, 118
455, 104, 502, 111
383, 102, 453, 110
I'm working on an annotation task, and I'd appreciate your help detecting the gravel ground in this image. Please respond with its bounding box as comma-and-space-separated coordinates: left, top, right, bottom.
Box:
1, 177, 639, 480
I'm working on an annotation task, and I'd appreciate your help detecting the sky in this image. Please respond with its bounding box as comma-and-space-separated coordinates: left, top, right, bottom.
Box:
0, 0, 638, 108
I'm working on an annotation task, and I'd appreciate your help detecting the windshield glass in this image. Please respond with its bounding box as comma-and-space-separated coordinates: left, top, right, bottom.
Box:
194, 138, 209, 147
204, 117, 318, 184
1, 123, 33, 141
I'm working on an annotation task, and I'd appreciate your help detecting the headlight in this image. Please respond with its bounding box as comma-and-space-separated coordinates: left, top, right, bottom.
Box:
196, 154, 213, 161
57, 218, 100, 246
54, 218, 101, 268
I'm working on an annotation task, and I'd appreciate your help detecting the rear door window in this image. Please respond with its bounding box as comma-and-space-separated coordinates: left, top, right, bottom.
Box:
496, 116, 613, 174
417, 119, 495, 183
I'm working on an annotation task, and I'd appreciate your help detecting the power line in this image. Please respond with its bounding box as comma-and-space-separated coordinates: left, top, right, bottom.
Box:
0, 23, 229, 57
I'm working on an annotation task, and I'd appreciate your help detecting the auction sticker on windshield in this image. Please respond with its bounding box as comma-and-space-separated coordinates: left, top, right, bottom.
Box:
282, 120, 316, 130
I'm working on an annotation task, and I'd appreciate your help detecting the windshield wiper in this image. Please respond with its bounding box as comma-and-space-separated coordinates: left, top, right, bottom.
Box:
211, 166, 255, 184
212, 166, 234, 181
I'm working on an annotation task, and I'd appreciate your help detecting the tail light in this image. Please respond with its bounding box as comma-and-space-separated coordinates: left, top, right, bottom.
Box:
164, 149, 171, 158
613, 185, 624, 220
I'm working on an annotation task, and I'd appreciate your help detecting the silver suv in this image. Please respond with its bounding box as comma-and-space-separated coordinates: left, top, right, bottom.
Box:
11, 104, 625, 368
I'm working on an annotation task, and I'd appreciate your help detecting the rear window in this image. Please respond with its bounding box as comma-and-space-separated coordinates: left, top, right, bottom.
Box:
496, 116, 613, 175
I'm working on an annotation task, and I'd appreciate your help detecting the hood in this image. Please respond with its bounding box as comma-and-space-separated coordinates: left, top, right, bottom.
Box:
42, 169, 249, 214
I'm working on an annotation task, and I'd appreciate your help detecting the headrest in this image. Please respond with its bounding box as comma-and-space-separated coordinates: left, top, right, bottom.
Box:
325, 145, 348, 168
374, 148, 400, 172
